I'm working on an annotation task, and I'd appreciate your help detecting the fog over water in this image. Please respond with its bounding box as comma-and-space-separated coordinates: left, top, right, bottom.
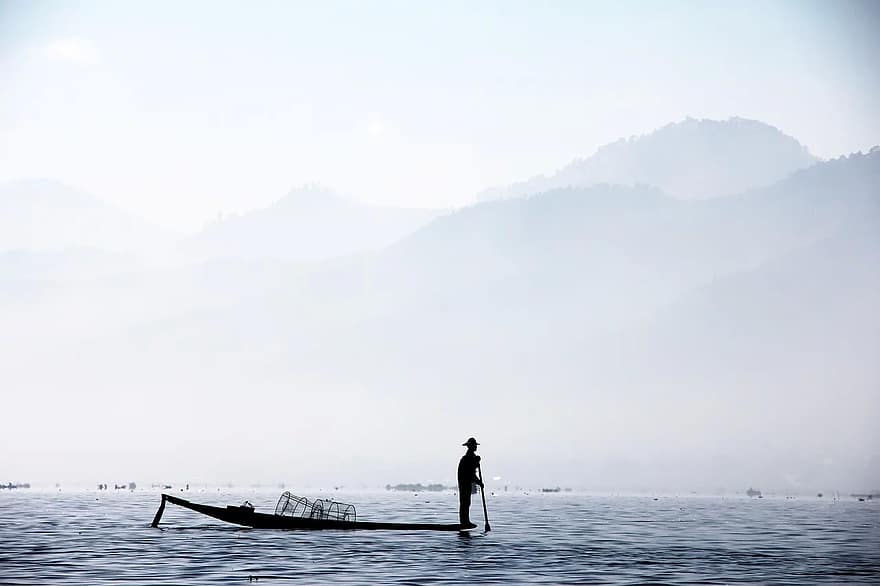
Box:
1, 1, 878, 496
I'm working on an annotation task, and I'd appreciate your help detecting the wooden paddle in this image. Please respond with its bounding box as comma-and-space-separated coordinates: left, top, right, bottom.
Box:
477, 463, 491, 532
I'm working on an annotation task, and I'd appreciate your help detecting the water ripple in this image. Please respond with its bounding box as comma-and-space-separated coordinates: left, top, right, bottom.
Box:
0, 491, 877, 584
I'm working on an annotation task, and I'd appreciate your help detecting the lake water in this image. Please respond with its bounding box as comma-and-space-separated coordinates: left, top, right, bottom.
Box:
1, 489, 878, 584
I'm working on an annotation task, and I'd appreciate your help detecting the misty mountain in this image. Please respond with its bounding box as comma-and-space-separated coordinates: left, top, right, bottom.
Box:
477, 117, 817, 201
373, 150, 877, 331
34, 148, 875, 384
0, 179, 169, 254
3, 145, 877, 491
182, 184, 442, 261
80, 148, 877, 403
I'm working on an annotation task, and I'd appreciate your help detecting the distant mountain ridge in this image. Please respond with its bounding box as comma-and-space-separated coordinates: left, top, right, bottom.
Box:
1, 118, 827, 262
477, 117, 818, 201
182, 184, 442, 262
371, 148, 879, 332
0, 179, 168, 254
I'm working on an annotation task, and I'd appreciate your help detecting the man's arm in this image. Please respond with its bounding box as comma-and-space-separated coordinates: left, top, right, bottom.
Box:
473, 455, 484, 486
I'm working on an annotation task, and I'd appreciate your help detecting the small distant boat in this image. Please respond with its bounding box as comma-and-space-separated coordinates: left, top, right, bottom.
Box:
385, 483, 449, 492
851, 492, 878, 501
151, 491, 470, 531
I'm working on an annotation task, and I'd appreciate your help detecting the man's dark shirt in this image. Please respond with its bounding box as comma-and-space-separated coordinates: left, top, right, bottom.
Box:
457, 451, 479, 488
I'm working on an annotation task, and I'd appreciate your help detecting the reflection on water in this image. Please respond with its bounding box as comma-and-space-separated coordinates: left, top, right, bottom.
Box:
1, 490, 878, 584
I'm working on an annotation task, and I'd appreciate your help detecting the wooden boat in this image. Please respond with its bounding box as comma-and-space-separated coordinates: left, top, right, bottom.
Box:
150, 492, 471, 531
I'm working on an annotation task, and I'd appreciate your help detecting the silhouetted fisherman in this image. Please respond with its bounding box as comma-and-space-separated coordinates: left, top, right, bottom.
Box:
457, 437, 483, 528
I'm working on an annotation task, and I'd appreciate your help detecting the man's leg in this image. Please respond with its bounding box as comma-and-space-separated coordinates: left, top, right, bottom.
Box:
459, 486, 472, 525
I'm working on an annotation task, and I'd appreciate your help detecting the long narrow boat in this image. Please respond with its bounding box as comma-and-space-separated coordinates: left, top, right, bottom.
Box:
151, 492, 471, 531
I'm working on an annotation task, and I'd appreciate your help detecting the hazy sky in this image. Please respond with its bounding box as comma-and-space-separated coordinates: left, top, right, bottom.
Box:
1, 0, 878, 230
